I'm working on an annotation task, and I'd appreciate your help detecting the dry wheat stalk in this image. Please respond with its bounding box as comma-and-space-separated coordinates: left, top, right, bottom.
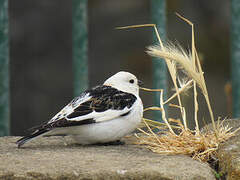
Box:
118, 14, 238, 162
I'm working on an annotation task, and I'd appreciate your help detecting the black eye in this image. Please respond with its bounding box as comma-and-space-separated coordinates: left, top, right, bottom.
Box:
129, 79, 134, 84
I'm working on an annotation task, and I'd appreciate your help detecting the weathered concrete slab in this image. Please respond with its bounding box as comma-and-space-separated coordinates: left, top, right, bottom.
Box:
0, 136, 215, 180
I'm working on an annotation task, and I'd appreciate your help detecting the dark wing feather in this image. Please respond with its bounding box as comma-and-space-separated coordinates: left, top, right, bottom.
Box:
17, 129, 48, 148
16, 118, 95, 148
67, 85, 137, 119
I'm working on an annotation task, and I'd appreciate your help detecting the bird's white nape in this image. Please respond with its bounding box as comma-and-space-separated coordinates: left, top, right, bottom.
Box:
103, 71, 140, 96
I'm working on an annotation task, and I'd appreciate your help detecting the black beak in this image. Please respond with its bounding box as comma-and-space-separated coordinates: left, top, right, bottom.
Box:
138, 80, 144, 86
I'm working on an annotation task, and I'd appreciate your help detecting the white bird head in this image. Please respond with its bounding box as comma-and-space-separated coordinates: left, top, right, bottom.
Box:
104, 71, 142, 96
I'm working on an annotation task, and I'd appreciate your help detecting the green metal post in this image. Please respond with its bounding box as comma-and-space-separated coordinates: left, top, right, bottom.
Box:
231, 0, 240, 118
0, 0, 9, 136
72, 0, 88, 97
151, 0, 167, 121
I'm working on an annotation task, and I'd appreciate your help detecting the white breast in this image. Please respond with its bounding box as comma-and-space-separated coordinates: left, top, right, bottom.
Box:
56, 97, 143, 144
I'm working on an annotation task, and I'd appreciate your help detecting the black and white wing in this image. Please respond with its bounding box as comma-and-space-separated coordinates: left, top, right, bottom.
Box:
49, 85, 137, 124
17, 85, 137, 147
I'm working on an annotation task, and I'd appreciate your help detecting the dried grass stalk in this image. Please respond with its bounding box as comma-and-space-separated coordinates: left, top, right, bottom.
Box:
163, 79, 193, 105
160, 90, 175, 134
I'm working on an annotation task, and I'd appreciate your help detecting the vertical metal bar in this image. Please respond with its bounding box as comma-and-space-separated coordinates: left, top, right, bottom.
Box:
72, 0, 88, 97
151, 0, 167, 121
0, 0, 9, 136
231, 0, 240, 118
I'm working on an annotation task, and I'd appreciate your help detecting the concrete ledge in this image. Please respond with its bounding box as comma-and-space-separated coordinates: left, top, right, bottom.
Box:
0, 136, 215, 180
217, 119, 240, 180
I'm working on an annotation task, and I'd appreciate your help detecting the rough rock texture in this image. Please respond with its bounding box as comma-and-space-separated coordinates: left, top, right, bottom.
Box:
217, 119, 240, 180
0, 136, 215, 180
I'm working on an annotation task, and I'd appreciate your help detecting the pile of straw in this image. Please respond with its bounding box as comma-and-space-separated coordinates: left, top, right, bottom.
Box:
119, 13, 240, 162
136, 118, 237, 162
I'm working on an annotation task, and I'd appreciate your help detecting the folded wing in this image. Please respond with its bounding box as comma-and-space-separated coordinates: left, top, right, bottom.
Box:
17, 85, 137, 147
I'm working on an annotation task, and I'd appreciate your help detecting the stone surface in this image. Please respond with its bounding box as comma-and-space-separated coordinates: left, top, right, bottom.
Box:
0, 136, 215, 180
217, 119, 240, 180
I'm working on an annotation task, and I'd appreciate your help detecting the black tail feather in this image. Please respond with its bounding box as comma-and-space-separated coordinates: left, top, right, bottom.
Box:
16, 129, 49, 148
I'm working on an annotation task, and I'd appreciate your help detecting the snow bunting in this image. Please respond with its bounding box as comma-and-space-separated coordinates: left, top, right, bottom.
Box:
17, 71, 143, 148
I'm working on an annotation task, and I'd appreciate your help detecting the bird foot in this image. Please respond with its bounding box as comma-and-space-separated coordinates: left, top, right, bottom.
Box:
95, 140, 125, 146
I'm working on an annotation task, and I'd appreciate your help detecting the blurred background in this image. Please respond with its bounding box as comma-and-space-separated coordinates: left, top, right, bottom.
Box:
9, 0, 230, 135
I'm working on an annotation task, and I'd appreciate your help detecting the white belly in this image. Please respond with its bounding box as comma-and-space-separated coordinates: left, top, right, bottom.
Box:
50, 100, 143, 144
